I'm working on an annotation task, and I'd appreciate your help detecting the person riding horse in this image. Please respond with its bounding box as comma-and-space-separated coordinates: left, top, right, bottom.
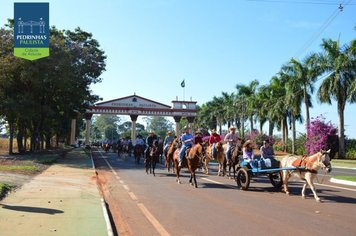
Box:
209, 129, 221, 160
163, 131, 174, 154
224, 127, 239, 165
145, 131, 158, 157
193, 130, 203, 145
178, 127, 194, 167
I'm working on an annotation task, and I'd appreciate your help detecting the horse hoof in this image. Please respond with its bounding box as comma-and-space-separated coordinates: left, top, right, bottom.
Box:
286, 192, 290, 195
190, 183, 193, 186
316, 198, 321, 202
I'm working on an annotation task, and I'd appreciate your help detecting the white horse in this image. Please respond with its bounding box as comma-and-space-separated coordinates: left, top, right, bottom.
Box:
280, 150, 332, 202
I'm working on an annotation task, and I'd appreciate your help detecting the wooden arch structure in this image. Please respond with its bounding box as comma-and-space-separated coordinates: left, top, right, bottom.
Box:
69, 94, 197, 146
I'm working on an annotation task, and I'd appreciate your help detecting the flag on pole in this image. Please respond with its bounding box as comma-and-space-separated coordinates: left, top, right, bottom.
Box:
181, 79, 185, 88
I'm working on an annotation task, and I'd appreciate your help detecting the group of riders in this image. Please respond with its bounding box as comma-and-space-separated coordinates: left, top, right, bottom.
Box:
99, 126, 277, 169
176, 126, 276, 168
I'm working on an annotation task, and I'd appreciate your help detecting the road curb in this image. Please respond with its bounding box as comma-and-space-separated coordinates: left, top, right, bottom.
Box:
88, 148, 114, 236
330, 178, 356, 187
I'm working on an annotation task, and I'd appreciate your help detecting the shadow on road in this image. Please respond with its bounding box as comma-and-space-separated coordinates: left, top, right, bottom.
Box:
1, 204, 64, 214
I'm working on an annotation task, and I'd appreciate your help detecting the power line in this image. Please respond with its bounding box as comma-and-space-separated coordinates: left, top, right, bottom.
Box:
294, 0, 353, 59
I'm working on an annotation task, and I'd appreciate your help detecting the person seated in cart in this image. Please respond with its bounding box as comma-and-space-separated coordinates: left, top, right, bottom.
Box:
242, 140, 257, 168
260, 139, 275, 168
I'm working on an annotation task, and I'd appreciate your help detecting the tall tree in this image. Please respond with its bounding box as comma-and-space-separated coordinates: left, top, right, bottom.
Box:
282, 54, 320, 132
236, 80, 259, 134
317, 38, 356, 159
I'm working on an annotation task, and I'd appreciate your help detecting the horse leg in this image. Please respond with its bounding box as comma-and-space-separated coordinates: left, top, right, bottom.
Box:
282, 170, 290, 195
176, 166, 181, 184
189, 173, 193, 186
305, 174, 320, 202
193, 173, 197, 188
205, 159, 209, 175
152, 159, 156, 176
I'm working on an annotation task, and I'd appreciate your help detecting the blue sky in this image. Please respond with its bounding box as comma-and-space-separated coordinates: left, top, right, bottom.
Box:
1, 0, 355, 137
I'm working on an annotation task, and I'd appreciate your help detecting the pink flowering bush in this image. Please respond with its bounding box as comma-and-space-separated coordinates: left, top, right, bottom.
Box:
306, 115, 338, 156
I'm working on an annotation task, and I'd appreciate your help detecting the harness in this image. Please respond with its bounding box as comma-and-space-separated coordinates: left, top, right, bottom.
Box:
292, 155, 318, 174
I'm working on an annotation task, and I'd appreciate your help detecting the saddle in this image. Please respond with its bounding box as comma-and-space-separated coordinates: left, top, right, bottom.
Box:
185, 147, 193, 159
292, 155, 308, 168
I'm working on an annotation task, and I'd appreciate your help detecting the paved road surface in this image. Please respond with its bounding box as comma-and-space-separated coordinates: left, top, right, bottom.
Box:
92, 149, 356, 236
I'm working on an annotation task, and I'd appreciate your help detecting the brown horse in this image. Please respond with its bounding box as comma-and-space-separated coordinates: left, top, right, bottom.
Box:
280, 150, 332, 202
173, 143, 204, 187
203, 143, 214, 174
215, 142, 226, 176
227, 139, 244, 179
133, 144, 145, 164
145, 141, 160, 176
166, 138, 180, 173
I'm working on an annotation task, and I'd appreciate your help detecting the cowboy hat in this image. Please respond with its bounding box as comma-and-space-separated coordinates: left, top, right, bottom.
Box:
229, 127, 236, 131
149, 130, 155, 134
167, 131, 172, 134
243, 139, 252, 147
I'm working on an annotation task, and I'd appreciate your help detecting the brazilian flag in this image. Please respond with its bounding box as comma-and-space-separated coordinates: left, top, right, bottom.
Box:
181, 80, 185, 88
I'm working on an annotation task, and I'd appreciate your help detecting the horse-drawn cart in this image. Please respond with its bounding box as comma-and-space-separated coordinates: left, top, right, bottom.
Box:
235, 159, 305, 190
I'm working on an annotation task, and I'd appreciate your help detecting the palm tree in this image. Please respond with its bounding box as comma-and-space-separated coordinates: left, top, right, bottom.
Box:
281, 71, 304, 154
236, 80, 259, 133
317, 38, 356, 159
255, 85, 270, 134
282, 54, 321, 132
268, 75, 289, 152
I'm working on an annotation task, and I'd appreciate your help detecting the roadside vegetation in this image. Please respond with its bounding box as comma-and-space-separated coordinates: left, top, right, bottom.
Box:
0, 183, 13, 200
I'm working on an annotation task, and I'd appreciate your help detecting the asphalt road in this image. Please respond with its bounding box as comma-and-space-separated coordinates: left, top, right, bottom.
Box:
92, 149, 356, 236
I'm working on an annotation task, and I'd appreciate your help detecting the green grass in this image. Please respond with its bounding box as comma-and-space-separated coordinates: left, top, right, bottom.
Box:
334, 176, 356, 182
0, 165, 39, 172
34, 155, 59, 164
331, 159, 356, 168
0, 183, 13, 199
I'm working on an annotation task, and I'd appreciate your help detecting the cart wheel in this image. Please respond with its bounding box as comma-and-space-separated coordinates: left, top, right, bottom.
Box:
269, 172, 283, 188
236, 168, 250, 190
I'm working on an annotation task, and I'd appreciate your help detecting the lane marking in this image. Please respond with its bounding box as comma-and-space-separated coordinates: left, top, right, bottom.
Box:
97, 149, 170, 235
137, 203, 170, 236
123, 184, 130, 191
128, 192, 138, 201
201, 177, 223, 185
316, 183, 356, 192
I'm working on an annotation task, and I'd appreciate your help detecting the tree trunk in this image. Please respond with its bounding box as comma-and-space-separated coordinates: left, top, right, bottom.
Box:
259, 120, 263, 134
45, 134, 51, 149
281, 119, 285, 152
291, 114, 296, 154
338, 101, 346, 159
8, 122, 14, 155
250, 116, 253, 132
17, 126, 24, 154
268, 120, 274, 136
285, 118, 288, 152
241, 118, 245, 137
304, 86, 310, 134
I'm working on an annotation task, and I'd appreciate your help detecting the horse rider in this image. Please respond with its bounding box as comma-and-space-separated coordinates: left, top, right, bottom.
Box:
145, 130, 158, 157
193, 130, 203, 145
242, 140, 256, 168
209, 129, 221, 160
163, 131, 174, 154
178, 127, 194, 167
224, 127, 239, 164
135, 134, 145, 148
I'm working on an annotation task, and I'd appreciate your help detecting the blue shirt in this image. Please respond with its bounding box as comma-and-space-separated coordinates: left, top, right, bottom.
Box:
181, 133, 194, 147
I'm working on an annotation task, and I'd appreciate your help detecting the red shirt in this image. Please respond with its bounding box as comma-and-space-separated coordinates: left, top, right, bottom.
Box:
209, 133, 221, 144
